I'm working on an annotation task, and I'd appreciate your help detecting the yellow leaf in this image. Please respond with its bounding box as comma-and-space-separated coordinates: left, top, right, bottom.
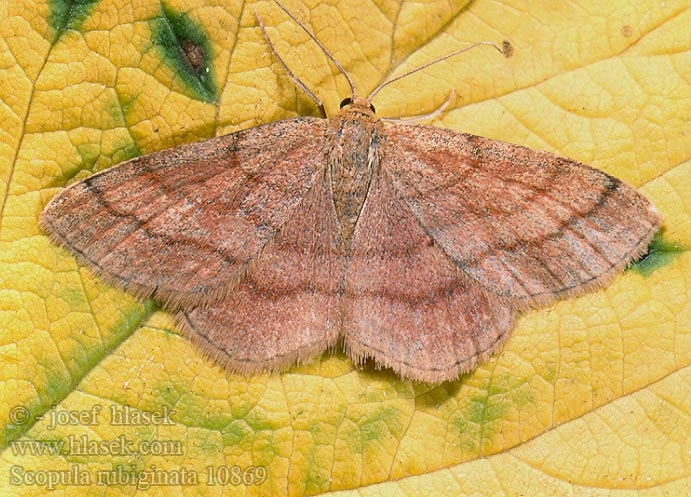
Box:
1, 0, 689, 496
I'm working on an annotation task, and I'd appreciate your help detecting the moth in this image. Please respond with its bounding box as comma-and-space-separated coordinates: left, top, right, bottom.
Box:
40, 2, 662, 383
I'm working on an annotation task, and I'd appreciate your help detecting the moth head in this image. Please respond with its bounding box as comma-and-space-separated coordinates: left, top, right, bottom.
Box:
338, 97, 377, 118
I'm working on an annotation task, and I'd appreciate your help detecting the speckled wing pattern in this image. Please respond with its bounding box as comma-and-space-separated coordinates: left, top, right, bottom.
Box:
381, 123, 662, 307
41, 115, 662, 383
177, 167, 347, 374
334, 121, 662, 381
41, 117, 328, 308
343, 161, 517, 382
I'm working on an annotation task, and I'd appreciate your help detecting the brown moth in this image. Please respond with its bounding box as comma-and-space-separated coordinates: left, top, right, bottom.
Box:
40, 2, 662, 383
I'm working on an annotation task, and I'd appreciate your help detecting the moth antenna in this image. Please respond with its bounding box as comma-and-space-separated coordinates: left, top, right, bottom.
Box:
272, 0, 358, 100
382, 88, 456, 122
255, 10, 326, 117
367, 41, 504, 102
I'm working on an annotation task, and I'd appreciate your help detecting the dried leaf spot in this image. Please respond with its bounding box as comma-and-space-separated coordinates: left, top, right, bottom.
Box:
150, 5, 217, 102
179, 38, 206, 74
502, 40, 514, 58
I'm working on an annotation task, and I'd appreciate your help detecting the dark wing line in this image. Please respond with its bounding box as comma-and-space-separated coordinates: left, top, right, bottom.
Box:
41, 117, 329, 308
381, 123, 662, 305
175, 169, 346, 375
389, 136, 622, 268
376, 164, 541, 296
343, 169, 517, 383
79, 174, 241, 266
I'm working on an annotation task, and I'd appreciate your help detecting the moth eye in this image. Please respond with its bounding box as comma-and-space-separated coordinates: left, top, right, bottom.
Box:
339, 98, 352, 108
369, 103, 376, 113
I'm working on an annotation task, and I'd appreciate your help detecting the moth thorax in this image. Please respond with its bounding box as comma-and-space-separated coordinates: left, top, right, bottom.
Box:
328, 117, 379, 246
